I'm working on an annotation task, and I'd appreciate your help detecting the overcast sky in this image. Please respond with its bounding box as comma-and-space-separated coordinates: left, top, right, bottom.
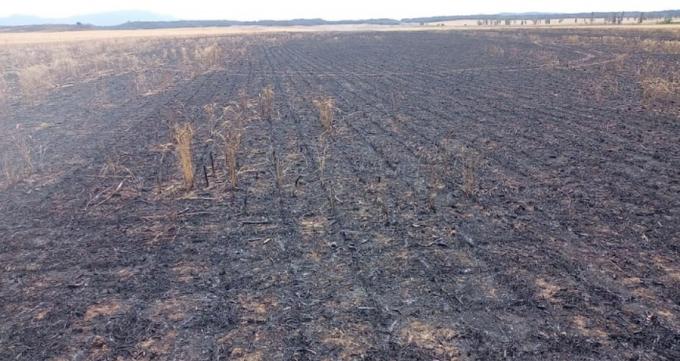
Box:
1, 0, 678, 21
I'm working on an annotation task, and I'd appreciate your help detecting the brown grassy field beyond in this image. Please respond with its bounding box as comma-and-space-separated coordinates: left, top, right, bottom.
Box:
2, 23, 680, 45
0, 25, 418, 45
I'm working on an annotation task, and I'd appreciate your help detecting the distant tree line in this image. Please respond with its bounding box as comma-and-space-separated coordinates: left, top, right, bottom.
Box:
404, 9, 680, 25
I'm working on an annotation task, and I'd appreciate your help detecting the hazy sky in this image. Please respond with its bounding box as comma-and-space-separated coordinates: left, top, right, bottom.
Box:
1, 0, 678, 20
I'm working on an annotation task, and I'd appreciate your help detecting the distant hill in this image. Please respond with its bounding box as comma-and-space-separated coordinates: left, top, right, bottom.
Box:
0, 10, 174, 27
114, 18, 401, 29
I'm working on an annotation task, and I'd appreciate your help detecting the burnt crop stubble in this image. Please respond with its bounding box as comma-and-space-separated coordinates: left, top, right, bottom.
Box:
1, 28, 679, 361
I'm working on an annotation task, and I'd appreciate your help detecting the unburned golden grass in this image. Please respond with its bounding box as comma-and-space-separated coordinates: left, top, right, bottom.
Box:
634, 57, 680, 109
173, 123, 195, 190
216, 104, 246, 191
313, 97, 336, 133
194, 43, 223, 70
640, 76, 678, 103
315, 117, 335, 207
51, 56, 79, 79
0, 134, 36, 189
18, 65, 54, 99
640, 39, 680, 54
4, 36, 245, 105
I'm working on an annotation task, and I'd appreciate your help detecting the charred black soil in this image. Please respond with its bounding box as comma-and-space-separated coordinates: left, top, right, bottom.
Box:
1, 29, 679, 360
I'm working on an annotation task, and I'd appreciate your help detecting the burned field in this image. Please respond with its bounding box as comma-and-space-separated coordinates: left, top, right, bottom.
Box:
1, 28, 679, 360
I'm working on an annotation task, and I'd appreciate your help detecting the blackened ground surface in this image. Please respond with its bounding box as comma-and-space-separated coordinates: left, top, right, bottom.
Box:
1, 30, 679, 360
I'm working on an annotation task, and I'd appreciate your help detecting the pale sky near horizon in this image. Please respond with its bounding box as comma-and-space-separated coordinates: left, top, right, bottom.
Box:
1, 0, 678, 21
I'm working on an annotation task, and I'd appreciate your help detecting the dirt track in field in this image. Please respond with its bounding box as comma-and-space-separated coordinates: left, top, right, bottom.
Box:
1, 30, 679, 360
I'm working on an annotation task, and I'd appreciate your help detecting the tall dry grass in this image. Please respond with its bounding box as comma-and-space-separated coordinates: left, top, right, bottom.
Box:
0, 134, 37, 189
3, 36, 249, 104
636, 58, 680, 106
214, 103, 248, 190
640, 39, 680, 54
18, 65, 54, 99
310, 97, 336, 184
194, 43, 223, 70
640, 77, 678, 103
173, 123, 195, 190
